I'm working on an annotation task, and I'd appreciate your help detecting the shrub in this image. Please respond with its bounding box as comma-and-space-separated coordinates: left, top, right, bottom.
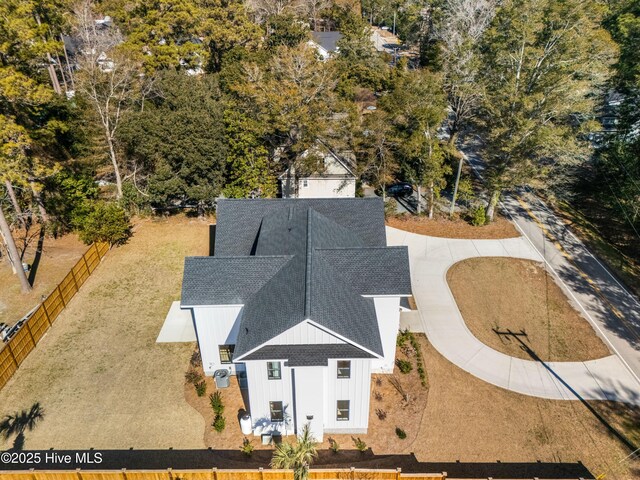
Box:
240, 437, 254, 456
195, 380, 207, 397
469, 205, 487, 227
209, 391, 224, 415
395, 427, 407, 439
185, 369, 202, 385
396, 329, 411, 348
77, 201, 132, 245
328, 437, 340, 453
190, 350, 201, 368
352, 437, 367, 452
212, 414, 226, 433
375, 409, 387, 420
373, 390, 383, 401
396, 359, 413, 374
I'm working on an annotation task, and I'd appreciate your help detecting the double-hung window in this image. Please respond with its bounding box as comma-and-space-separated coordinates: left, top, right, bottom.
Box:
267, 361, 282, 380
219, 345, 234, 364
336, 400, 350, 421
270, 401, 284, 422
337, 360, 351, 379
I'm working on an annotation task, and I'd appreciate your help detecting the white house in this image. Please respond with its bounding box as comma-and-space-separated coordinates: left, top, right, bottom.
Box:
279, 144, 356, 199
180, 198, 411, 441
308, 31, 342, 61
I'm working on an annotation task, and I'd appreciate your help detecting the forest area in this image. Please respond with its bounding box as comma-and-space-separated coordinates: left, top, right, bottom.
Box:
0, 0, 639, 294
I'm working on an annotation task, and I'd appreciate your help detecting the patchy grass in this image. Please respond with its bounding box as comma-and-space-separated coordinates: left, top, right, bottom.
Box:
447, 257, 610, 362
0, 215, 210, 449
0, 229, 87, 325
387, 214, 519, 240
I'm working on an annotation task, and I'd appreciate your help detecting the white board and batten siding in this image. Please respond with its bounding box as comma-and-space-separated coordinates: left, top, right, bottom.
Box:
371, 296, 402, 373
191, 306, 242, 376
324, 358, 372, 434
244, 360, 295, 436
266, 321, 345, 346
292, 366, 326, 440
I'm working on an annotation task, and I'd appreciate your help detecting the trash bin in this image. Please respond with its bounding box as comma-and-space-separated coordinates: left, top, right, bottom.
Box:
240, 413, 252, 435
214, 369, 230, 388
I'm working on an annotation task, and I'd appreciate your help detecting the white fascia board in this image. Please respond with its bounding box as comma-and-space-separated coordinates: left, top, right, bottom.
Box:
361, 294, 411, 298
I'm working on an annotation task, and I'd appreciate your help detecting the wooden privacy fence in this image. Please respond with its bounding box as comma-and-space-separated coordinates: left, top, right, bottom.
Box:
0, 242, 110, 391
0, 469, 447, 480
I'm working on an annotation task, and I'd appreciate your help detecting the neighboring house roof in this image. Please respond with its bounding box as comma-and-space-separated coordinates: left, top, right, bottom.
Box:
242, 344, 375, 366
278, 141, 356, 181
182, 198, 411, 361
311, 31, 342, 53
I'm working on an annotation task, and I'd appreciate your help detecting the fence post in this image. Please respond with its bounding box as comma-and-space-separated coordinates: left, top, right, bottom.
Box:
82, 250, 90, 274
57, 285, 66, 308
25, 319, 36, 347
259, 467, 264, 480
76, 468, 83, 480
70, 268, 79, 292
442, 472, 447, 479
6, 341, 19, 368
396, 468, 401, 480
212, 467, 218, 480
121, 468, 128, 480
167, 467, 172, 480
42, 302, 52, 327
350, 467, 356, 480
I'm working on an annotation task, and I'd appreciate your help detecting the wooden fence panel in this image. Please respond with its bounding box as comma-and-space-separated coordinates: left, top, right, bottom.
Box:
44, 289, 65, 324
84, 245, 101, 273
120, 471, 171, 480
59, 271, 78, 305
0, 344, 18, 389
72, 259, 90, 288
97, 242, 110, 258
168, 470, 214, 480
33, 472, 84, 480
28, 306, 49, 344
9, 324, 35, 365
79, 472, 129, 480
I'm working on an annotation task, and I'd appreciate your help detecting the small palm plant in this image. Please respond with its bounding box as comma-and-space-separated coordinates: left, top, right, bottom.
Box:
0, 403, 45, 451
271, 424, 318, 480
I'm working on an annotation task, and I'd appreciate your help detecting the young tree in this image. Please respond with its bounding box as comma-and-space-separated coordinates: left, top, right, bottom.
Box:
74, 0, 140, 199
356, 111, 398, 200
271, 424, 318, 480
478, 0, 617, 221
0, 200, 32, 292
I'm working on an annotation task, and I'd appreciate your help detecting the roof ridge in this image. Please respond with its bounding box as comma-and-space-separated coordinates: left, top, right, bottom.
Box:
314, 246, 405, 252
188, 255, 294, 259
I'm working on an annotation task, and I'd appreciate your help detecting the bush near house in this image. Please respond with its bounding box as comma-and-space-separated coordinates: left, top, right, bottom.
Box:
77, 202, 132, 246
396, 427, 407, 439
195, 381, 207, 397
209, 391, 224, 414
352, 436, 367, 452
212, 414, 226, 433
240, 437, 254, 456
396, 359, 412, 373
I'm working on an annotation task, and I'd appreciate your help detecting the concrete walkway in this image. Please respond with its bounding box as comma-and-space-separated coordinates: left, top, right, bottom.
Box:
387, 226, 640, 405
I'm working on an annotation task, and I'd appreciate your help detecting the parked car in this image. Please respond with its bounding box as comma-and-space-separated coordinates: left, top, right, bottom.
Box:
386, 182, 413, 197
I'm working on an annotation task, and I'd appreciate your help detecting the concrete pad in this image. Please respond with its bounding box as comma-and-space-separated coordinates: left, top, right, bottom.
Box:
156, 301, 196, 343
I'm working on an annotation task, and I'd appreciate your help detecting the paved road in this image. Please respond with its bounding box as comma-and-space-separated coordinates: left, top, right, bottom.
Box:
463, 147, 640, 385
388, 227, 640, 404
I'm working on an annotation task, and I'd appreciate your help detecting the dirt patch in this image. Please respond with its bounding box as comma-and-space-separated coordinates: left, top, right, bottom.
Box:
0, 229, 87, 325
447, 257, 610, 362
386, 214, 519, 239
0, 215, 211, 449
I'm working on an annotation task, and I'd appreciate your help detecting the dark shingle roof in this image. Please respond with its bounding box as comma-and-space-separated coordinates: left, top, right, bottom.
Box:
181, 256, 292, 305
311, 31, 343, 53
214, 198, 386, 256
182, 198, 411, 361
242, 343, 375, 366
314, 247, 412, 296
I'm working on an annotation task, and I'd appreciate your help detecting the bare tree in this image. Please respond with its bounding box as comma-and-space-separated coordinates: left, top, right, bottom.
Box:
0, 202, 31, 293
74, 0, 139, 199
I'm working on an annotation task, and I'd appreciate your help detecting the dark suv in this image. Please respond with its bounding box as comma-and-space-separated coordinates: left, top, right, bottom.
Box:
386, 182, 414, 197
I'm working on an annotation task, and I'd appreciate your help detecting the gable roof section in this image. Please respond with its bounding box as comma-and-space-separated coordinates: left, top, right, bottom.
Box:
181, 256, 292, 306
314, 247, 412, 296
215, 198, 386, 256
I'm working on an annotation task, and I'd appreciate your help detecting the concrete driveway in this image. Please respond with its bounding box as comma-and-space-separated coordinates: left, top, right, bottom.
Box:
387, 226, 640, 405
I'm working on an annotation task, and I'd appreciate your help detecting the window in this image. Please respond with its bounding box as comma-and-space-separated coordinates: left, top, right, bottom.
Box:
337, 360, 351, 379
267, 361, 282, 380
270, 401, 284, 422
302, 179, 308, 188
336, 400, 350, 421
219, 345, 234, 364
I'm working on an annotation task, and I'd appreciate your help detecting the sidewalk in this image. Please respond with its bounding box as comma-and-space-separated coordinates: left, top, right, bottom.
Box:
387, 226, 640, 405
